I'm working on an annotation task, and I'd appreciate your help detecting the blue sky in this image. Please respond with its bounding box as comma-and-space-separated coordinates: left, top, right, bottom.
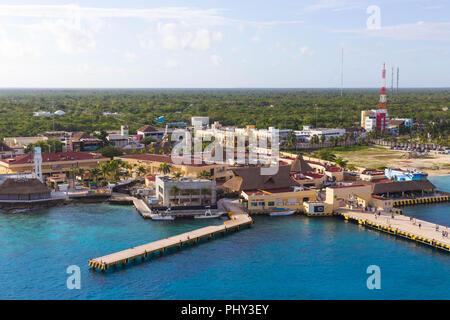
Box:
0, 0, 449, 88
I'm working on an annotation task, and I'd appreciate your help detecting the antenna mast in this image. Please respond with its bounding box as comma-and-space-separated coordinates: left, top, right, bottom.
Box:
396, 67, 399, 94
340, 47, 344, 124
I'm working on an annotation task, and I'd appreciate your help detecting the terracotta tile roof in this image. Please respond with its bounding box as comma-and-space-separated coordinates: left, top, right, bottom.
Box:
0, 152, 108, 165
119, 153, 214, 167
138, 125, 161, 133
306, 160, 343, 172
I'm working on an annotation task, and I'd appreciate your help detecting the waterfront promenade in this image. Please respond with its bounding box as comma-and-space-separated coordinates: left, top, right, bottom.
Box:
338, 208, 450, 252
89, 211, 253, 271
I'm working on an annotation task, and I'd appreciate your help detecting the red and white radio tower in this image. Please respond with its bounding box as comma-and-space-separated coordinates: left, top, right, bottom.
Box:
379, 62, 387, 109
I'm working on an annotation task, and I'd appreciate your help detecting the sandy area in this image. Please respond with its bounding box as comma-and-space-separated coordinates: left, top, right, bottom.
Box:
334, 146, 450, 175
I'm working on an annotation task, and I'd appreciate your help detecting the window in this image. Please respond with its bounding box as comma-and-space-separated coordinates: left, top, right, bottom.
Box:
303, 197, 310, 202
258, 202, 265, 206
268, 201, 275, 207
250, 202, 258, 207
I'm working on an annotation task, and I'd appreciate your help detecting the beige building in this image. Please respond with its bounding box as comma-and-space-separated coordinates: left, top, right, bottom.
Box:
223, 164, 317, 213
117, 154, 233, 182
0, 152, 109, 175
325, 184, 373, 210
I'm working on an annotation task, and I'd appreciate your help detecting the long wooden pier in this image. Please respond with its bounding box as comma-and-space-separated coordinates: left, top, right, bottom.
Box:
338, 209, 450, 252
88, 213, 253, 271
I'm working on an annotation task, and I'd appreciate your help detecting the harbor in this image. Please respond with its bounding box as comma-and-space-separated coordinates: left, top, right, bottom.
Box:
2, 176, 449, 299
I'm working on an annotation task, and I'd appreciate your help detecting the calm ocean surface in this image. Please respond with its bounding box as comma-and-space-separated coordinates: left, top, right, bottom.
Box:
0, 175, 449, 300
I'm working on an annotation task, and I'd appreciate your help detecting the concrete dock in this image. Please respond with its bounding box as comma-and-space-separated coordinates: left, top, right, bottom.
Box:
132, 198, 152, 218
338, 208, 450, 252
88, 212, 253, 271
393, 194, 449, 207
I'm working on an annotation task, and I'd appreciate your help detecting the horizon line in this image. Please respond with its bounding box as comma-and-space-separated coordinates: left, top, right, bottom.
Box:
0, 87, 449, 90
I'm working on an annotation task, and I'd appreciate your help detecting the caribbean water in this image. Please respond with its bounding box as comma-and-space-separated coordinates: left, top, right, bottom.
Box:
0, 175, 449, 299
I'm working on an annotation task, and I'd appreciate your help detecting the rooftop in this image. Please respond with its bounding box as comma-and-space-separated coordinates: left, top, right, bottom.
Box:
137, 125, 162, 133
0, 152, 108, 165
0, 178, 51, 195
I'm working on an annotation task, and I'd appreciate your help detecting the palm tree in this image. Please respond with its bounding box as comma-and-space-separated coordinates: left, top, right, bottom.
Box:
285, 131, 297, 150
170, 184, 180, 205
89, 168, 101, 185
172, 171, 182, 179
137, 165, 146, 176
335, 157, 348, 170
158, 162, 172, 175
197, 170, 212, 180
319, 134, 326, 146
200, 188, 211, 205
186, 188, 195, 204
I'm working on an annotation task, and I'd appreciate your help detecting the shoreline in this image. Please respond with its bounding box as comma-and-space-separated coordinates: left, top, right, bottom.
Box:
426, 172, 450, 177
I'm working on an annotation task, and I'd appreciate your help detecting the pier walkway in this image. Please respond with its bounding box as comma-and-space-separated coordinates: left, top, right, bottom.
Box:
88, 211, 253, 271
338, 208, 450, 252
132, 198, 152, 218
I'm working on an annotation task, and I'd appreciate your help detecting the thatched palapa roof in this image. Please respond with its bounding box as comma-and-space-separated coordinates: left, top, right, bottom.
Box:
0, 178, 51, 195
290, 154, 313, 172
222, 165, 299, 192
372, 180, 436, 194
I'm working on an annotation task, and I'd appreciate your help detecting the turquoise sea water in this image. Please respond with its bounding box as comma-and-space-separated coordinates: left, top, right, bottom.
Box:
0, 176, 449, 300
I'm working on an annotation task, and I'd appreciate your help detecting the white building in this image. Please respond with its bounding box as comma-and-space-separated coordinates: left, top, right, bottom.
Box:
191, 116, 210, 128
33, 111, 53, 117
155, 175, 216, 206
54, 110, 66, 116
361, 109, 389, 132
294, 126, 346, 142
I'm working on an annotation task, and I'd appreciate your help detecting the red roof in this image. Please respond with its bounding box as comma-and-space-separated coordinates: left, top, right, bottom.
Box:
0, 152, 108, 165
306, 160, 343, 172
244, 187, 298, 196
328, 184, 369, 189
372, 195, 388, 200
291, 171, 325, 180
119, 154, 214, 167
361, 169, 384, 175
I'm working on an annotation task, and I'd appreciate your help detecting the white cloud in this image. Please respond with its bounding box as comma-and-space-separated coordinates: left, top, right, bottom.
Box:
251, 35, 261, 43
154, 22, 223, 51
304, 0, 359, 12
300, 45, 314, 55
0, 4, 303, 28
124, 51, 137, 62
336, 21, 450, 41
0, 26, 41, 57
41, 19, 96, 54
165, 58, 179, 69
210, 54, 222, 66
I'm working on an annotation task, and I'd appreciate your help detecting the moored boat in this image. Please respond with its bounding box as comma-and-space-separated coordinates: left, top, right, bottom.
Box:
269, 208, 296, 216
194, 208, 223, 219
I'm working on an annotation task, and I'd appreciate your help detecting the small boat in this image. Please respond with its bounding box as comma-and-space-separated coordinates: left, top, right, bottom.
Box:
151, 208, 175, 221
194, 209, 222, 219
151, 214, 175, 221
269, 208, 296, 216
